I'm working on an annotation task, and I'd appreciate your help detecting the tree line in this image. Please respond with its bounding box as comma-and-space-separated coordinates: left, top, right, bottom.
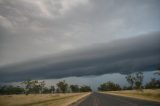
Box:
0, 80, 92, 95
0, 70, 159, 94
98, 71, 160, 91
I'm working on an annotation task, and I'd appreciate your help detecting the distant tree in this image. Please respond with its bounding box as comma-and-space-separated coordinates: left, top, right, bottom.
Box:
134, 72, 144, 90
0, 85, 24, 95
145, 78, 160, 89
98, 81, 121, 91
122, 86, 132, 90
31, 80, 40, 94
70, 85, 79, 93
125, 74, 135, 89
126, 72, 144, 90
39, 81, 45, 94
56, 88, 60, 93
43, 87, 51, 94
22, 80, 33, 95
0, 80, 47, 95
22, 80, 46, 94
80, 85, 92, 92
56, 80, 68, 93
51, 85, 55, 94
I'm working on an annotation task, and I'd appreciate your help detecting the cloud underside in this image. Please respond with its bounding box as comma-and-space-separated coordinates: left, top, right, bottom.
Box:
0, 0, 160, 66
0, 33, 160, 82
0, 0, 160, 82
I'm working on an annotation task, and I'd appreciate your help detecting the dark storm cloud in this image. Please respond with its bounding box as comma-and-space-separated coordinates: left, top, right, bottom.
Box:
0, 0, 160, 82
0, 0, 160, 66
0, 33, 160, 82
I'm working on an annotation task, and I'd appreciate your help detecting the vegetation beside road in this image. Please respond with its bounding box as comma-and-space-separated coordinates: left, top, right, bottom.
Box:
98, 71, 160, 92
0, 79, 92, 106
101, 89, 160, 102
98, 70, 160, 102
0, 80, 92, 95
0, 93, 90, 106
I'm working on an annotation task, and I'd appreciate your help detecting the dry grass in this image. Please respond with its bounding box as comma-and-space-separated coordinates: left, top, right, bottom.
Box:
101, 89, 160, 102
0, 93, 90, 106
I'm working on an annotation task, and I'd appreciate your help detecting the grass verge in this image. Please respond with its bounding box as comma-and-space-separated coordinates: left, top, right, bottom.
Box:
0, 93, 90, 106
101, 89, 160, 102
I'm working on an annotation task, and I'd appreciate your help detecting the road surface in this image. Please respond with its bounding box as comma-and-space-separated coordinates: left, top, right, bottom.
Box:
77, 92, 160, 106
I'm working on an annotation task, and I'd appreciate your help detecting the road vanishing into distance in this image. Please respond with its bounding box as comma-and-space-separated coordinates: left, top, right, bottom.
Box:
76, 92, 160, 106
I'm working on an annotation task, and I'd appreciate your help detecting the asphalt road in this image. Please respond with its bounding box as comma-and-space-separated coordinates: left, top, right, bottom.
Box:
77, 92, 160, 106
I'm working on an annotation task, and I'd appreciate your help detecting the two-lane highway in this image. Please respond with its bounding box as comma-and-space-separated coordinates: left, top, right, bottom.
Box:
77, 92, 160, 106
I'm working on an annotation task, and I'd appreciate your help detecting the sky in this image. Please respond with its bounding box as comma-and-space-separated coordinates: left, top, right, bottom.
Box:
0, 0, 160, 86
4, 71, 160, 91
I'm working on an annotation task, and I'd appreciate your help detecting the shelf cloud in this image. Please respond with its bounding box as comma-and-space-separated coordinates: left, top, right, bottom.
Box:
0, 33, 160, 82
0, 0, 160, 82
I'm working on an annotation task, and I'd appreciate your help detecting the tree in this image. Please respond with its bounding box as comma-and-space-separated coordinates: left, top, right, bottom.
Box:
122, 86, 132, 90
98, 81, 121, 91
125, 72, 144, 90
51, 85, 55, 94
134, 72, 144, 89
125, 74, 134, 89
0, 85, 24, 95
22, 80, 33, 95
39, 81, 45, 94
56, 80, 68, 93
70, 85, 79, 93
31, 80, 40, 94
43, 87, 51, 94
22, 80, 46, 94
145, 78, 160, 89
80, 85, 92, 92
56, 88, 60, 93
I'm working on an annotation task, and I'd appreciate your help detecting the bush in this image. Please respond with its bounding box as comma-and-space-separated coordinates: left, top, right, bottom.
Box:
145, 78, 160, 89
80, 85, 92, 92
0, 85, 24, 95
70, 85, 80, 92
98, 81, 121, 91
